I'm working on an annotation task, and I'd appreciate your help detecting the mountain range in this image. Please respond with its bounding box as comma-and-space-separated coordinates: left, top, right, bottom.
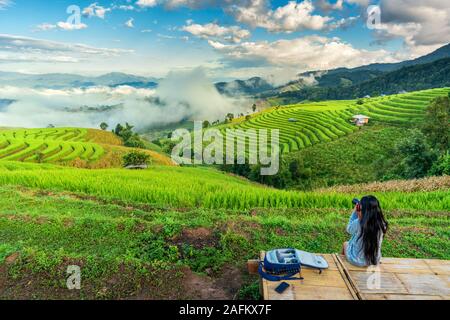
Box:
0, 43, 449, 99
216, 43, 450, 97
275, 57, 450, 103
0, 72, 158, 89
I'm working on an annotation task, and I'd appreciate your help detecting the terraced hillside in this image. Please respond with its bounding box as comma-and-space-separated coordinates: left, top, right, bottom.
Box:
0, 128, 174, 167
223, 88, 450, 154
0, 128, 104, 163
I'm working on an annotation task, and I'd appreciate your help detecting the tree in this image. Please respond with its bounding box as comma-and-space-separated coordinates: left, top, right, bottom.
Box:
125, 135, 146, 148
114, 123, 124, 136
202, 120, 211, 129
226, 113, 234, 121
422, 96, 450, 152
100, 122, 109, 131
252, 104, 257, 112
123, 150, 151, 167
396, 129, 437, 179
113, 123, 146, 149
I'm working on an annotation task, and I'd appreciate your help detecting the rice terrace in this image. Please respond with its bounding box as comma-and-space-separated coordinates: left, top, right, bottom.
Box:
0, 0, 449, 308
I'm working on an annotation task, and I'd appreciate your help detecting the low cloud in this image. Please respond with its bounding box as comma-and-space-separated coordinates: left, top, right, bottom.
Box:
0, 69, 248, 130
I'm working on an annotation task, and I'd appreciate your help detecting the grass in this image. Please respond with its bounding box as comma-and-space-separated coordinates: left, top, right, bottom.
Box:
0, 162, 448, 211
1, 88, 449, 299
285, 125, 411, 189
221, 88, 450, 154
0, 184, 448, 299
0, 128, 174, 168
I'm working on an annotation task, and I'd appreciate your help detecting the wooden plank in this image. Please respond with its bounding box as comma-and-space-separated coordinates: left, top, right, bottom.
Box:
339, 256, 434, 274
261, 252, 355, 300
265, 283, 355, 300
379, 262, 433, 274
381, 258, 431, 265
247, 259, 259, 274
349, 271, 408, 294
334, 254, 363, 300
260, 252, 450, 300
424, 259, 450, 275
396, 273, 450, 296
333, 254, 359, 300
364, 294, 444, 300
424, 259, 450, 266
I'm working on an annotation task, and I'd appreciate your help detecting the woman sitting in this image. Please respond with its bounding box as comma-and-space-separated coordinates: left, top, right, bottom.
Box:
342, 195, 388, 267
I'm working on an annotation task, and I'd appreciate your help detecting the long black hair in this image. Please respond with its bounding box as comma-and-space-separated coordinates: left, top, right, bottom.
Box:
358, 196, 388, 265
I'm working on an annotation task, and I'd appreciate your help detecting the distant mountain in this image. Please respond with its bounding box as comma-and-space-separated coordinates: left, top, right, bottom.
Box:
0, 72, 158, 89
275, 69, 385, 94
275, 57, 450, 103
274, 43, 450, 95
215, 77, 274, 96
350, 43, 450, 72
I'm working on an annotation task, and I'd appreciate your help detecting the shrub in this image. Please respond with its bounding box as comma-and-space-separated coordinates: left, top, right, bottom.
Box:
396, 129, 437, 179
429, 153, 450, 176
422, 96, 450, 152
123, 150, 151, 167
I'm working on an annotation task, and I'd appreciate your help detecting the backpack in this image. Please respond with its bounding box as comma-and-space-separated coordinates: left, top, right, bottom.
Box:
258, 248, 329, 282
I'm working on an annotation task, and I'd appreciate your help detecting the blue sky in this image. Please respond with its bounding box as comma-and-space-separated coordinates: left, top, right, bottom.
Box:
0, 0, 448, 81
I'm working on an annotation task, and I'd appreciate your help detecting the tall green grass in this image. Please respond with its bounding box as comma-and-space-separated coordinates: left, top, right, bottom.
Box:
0, 162, 447, 211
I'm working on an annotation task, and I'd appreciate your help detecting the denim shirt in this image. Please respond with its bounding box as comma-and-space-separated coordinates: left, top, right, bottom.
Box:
346, 211, 383, 267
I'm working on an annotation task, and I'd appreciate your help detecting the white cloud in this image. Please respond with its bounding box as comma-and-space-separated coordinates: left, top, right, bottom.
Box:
35, 23, 58, 31
0, 34, 133, 65
370, 0, 450, 56
34, 22, 88, 32
125, 18, 135, 28
136, 0, 158, 8
208, 35, 401, 72
182, 21, 251, 43
56, 22, 88, 31
0, 0, 11, 9
227, 0, 333, 33
164, 0, 218, 9
317, 0, 344, 11
162, 0, 338, 33
0, 53, 79, 63
83, 3, 111, 19
116, 5, 135, 11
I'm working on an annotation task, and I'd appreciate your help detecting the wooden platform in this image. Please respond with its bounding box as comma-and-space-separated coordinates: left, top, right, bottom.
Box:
257, 253, 450, 300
